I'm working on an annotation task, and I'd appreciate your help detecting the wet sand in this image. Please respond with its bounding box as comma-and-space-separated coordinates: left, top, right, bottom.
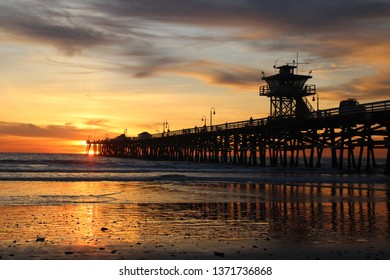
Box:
1, 203, 390, 260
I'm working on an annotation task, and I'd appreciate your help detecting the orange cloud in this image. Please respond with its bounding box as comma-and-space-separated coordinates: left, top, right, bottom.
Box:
0, 122, 115, 154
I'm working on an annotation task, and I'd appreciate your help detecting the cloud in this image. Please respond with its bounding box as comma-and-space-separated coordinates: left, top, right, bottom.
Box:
93, 0, 390, 32
0, 120, 122, 153
1, 0, 389, 100
0, 121, 105, 140
115, 58, 259, 89
89, 0, 390, 86
180, 60, 259, 89
84, 118, 111, 127
0, 2, 115, 55
323, 71, 390, 101
2, 1, 388, 60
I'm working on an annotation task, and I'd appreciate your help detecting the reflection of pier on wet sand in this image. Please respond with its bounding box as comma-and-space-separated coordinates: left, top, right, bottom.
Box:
1, 182, 389, 260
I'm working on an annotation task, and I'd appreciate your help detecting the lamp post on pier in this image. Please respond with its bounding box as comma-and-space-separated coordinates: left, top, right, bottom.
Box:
163, 119, 169, 133
312, 92, 320, 111
201, 115, 206, 126
210, 107, 216, 126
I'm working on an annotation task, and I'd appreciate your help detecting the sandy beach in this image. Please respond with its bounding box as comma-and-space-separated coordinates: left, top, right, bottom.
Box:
1, 154, 389, 260
1, 203, 390, 260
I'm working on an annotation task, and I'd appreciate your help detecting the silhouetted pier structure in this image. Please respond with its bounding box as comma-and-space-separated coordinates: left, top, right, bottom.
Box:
86, 64, 390, 174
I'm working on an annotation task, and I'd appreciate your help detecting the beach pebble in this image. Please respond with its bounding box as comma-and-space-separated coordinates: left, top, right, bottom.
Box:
35, 237, 45, 242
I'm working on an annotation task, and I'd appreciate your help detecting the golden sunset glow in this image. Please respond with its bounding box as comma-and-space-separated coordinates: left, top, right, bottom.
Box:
1, 1, 389, 154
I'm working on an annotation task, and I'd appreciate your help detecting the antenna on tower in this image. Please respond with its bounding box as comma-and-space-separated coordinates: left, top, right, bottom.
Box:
295, 52, 308, 74
273, 59, 279, 70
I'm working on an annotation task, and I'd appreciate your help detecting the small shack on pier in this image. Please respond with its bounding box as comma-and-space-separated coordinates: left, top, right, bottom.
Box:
138, 131, 152, 140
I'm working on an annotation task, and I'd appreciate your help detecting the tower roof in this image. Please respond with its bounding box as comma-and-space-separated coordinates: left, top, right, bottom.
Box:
261, 63, 313, 97
263, 64, 311, 83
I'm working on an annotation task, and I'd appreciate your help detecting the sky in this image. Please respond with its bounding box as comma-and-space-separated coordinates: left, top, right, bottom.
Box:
1, 0, 389, 153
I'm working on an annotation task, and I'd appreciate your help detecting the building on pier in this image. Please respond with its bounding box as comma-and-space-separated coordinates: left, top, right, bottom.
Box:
260, 64, 316, 119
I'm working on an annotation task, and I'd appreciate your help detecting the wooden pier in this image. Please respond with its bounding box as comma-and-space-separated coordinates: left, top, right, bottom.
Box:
86, 64, 390, 174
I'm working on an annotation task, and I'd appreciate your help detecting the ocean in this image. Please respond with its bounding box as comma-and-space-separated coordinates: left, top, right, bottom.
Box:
0, 152, 389, 260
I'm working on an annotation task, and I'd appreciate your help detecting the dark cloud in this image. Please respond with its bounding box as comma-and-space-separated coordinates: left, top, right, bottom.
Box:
212, 69, 254, 87
88, 0, 390, 86
0, 2, 114, 55
2, 0, 388, 57
128, 56, 184, 78
93, 0, 390, 32
253, 0, 389, 33
323, 71, 390, 101
186, 60, 260, 89
84, 118, 111, 127
0, 121, 103, 139
0, 0, 388, 92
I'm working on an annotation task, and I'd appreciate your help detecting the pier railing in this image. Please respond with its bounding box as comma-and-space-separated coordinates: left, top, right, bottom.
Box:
87, 100, 389, 142
259, 84, 316, 96
151, 117, 270, 139
310, 99, 390, 119
149, 100, 390, 139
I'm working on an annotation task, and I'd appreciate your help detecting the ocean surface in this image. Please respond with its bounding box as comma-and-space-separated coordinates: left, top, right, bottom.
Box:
0, 153, 389, 259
